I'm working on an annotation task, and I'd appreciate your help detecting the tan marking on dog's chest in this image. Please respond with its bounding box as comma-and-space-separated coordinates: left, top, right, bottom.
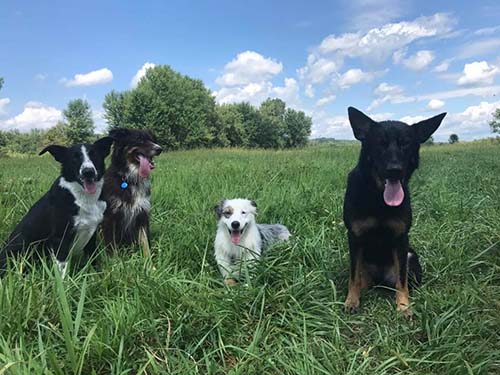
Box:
351, 217, 378, 236
385, 219, 407, 235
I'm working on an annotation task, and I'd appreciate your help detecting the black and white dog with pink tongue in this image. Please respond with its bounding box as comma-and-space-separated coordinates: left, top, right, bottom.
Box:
214, 198, 291, 285
0, 137, 113, 277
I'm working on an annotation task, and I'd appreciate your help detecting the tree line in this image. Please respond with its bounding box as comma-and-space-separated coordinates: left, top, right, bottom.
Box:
0, 66, 312, 155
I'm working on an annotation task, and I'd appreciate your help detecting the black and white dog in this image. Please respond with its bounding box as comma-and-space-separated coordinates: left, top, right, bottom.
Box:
0, 137, 113, 277
214, 198, 291, 285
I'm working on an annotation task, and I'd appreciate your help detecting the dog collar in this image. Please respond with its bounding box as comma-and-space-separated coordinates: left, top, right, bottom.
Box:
120, 179, 128, 189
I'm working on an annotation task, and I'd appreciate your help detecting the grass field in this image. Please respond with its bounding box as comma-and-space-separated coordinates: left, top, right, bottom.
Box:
0, 143, 499, 374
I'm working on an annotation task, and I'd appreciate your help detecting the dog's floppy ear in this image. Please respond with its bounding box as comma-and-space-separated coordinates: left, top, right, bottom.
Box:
93, 136, 114, 157
109, 128, 131, 141
413, 113, 447, 144
39, 145, 68, 163
348, 107, 375, 141
214, 200, 226, 219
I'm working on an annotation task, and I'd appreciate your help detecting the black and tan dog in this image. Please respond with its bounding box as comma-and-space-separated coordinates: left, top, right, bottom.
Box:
343, 107, 446, 316
101, 128, 162, 255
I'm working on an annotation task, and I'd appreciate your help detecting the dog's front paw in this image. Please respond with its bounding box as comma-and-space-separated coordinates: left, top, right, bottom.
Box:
344, 297, 360, 314
224, 278, 238, 287
397, 303, 413, 319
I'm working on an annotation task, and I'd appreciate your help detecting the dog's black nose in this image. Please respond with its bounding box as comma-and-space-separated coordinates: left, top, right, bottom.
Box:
231, 221, 240, 229
386, 164, 403, 179
81, 168, 96, 180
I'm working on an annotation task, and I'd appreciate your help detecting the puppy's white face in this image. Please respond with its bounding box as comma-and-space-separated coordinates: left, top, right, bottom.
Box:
216, 199, 257, 245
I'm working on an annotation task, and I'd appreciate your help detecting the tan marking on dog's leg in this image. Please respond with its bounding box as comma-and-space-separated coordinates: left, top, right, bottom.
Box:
224, 278, 238, 287
345, 251, 367, 313
393, 250, 411, 317
139, 227, 150, 257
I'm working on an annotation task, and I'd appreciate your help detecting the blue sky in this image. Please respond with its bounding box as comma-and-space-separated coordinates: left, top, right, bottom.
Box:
1, 0, 500, 141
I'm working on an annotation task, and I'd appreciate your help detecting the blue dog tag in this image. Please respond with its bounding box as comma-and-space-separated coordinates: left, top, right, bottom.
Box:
120, 181, 128, 189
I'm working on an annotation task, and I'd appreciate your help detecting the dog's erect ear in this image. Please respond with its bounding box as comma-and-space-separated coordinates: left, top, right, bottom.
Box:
39, 145, 68, 163
214, 200, 226, 219
250, 200, 257, 208
413, 113, 447, 144
347, 107, 375, 141
109, 128, 131, 141
93, 136, 114, 157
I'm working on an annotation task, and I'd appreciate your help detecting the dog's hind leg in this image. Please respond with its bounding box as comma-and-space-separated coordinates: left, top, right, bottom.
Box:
139, 227, 150, 257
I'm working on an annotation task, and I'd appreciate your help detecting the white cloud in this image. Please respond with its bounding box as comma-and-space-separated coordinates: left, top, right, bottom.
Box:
214, 51, 302, 107
305, 84, 315, 98
435, 100, 500, 140
272, 78, 300, 107
346, 0, 408, 29
297, 55, 340, 85
215, 81, 273, 105
397, 50, 435, 71
0, 98, 10, 115
433, 59, 451, 72
34, 73, 47, 81
215, 77, 301, 107
457, 61, 500, 86
131, 62, 156, 88
63, 68, 113, 87
215, 51, 282, 87
416, 85, 500, 101
457, 38, 500, 59
299, 13, 456, 87
0, 102, 62, 132
427, 99, 445, 110
315, 95, 336, 108
310, 110, 395, 139
399, 115, 427, 124
368, 82, 407, 110
336, 68, 378, 88
310, 112, 352, 139
319, 13, 454, 60
473, 26, 500, 36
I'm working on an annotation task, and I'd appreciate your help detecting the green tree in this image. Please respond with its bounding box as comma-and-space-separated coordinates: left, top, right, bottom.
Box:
63, 99, 95, 144
284, 108, 311, 148
103, 65, 221, 149
256, 98, 287, 148
0, 77, 4, 91
216, 104, 248, 147
42, 121, 69, 146
489, 108, 500, 134
448, 134, 459, 144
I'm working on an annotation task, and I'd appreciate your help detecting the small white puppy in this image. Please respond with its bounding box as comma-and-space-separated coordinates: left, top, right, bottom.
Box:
214, 198, 291, 285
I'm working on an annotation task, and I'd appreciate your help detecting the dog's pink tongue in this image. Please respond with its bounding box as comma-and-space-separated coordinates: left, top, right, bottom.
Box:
384, 179, 404, 206
83, 181, 97, 194
138, 155, 152, 178
231, 231, 241, 245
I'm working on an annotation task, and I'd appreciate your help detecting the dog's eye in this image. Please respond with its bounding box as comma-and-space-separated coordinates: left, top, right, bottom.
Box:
223, 212, 231, 218
242, 211, 247, 215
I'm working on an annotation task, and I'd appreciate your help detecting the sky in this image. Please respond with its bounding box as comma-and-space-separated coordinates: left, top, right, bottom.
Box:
1, 0, 500, 141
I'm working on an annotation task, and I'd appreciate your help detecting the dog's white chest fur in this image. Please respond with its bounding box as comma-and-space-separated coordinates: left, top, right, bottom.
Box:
214, 224, 262, 278
60, 178, 106, 254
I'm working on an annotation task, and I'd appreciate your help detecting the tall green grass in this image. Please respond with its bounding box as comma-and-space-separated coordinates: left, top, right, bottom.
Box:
0, 143, 499, 374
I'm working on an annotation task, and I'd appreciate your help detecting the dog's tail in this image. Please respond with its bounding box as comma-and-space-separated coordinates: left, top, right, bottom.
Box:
407, 248, 422, 288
